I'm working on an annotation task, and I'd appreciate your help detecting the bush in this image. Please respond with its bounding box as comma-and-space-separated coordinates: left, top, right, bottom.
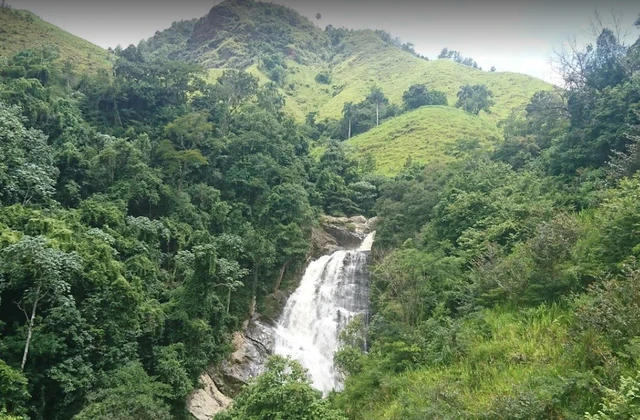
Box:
315, 70, 331, 84
586, 372, 640, 419
215, 356, 347, 420
402, 84, 448, 110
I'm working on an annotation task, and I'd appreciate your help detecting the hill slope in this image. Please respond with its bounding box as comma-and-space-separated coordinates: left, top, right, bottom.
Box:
186, 0, 329, 68
285, 30, 551, 122
142, 0, 553, 174
0, 7, 112, 73
345, 106, 502, 175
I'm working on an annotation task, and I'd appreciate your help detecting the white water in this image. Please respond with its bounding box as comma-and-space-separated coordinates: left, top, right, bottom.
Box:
274, 232, 374, 394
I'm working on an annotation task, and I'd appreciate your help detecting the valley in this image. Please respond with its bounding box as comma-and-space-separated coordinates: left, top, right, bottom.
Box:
0, 1, 639, 419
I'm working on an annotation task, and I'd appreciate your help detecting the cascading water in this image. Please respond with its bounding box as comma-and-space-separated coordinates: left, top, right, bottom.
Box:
274, 232, 375, 394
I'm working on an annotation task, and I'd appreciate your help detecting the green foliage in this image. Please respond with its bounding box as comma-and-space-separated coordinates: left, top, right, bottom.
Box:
402, 84, 448, 110
315, 70, 331, 84
215, 356, 347, 420
0, 39, 346, 419
456, 84, 495, 115
1, 3, 639, 420
0, 360, 29, 416
586, 372, 640, 419
336, 22, 640, 416
438, 47, 481, 69
73, 363, 171, 420
0, 102, 58, 206
0, 8, 111, 74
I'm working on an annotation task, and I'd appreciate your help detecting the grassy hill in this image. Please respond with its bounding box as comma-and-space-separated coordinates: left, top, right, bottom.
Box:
345, 106, 502, 175
0, 7, 112, 73
143, 0, 553, 175
0, 0, 553, 176
228, 29, 552, 124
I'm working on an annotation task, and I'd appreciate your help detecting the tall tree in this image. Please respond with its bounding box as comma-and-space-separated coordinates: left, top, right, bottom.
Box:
343, 102, 355, 139
0, 236, 81, 371
367, 87, 387, 126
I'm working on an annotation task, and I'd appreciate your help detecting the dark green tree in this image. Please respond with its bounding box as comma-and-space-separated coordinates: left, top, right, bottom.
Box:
455, 84, 494, 115
214, 356, 347, 420
402, 84, 447, 110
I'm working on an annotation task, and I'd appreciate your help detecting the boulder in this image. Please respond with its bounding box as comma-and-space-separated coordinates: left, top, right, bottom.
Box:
186, 373, 232, 420
319, 215, 376, 249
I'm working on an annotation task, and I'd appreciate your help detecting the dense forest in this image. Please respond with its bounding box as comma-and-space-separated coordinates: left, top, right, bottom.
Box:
0, 1, 640, 419
0, 11, 378, 420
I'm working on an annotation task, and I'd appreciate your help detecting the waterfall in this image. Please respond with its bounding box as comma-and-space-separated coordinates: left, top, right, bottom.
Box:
274, 232, 375, 394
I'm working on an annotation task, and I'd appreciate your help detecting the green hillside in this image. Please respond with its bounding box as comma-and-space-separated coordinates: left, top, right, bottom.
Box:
142, 1, 552, 175
291, 31, 552, 122
0, 7, 112, 73
345, 106, 502, 175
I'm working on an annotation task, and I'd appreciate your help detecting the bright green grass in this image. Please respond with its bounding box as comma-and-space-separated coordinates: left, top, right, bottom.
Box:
295, 31, 552, 121
0, 8, 112, 74
194, 25, 552, 178
349, 304, 576, 419
344, 106, 501, 176
272, 31, 552, 175
234, 29, 551, 125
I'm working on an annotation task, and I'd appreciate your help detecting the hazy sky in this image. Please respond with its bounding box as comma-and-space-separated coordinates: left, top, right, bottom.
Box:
7, 0, 640, 83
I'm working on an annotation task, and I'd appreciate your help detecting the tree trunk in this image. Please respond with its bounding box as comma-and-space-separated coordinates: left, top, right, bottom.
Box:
226, 288, 231, 314
249, 266, 258, 317
21, 285, 41, 371
348, 118, 352, 139
274, 261, 290, 293
376, 102, 379, 126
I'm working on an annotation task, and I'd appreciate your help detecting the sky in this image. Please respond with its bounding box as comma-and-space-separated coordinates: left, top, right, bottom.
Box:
6, 0, 640, 83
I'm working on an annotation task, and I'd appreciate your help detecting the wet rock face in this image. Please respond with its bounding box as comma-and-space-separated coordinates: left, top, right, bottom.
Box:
186, 316, 275, 419
319, 215, 377, 251
217, 316, 275, 390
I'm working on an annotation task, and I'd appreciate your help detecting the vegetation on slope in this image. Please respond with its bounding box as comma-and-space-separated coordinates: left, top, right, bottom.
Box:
178, 0, 329, 69
0, 7, 111, 74
139, 0, 552, 174
331, 19, 640, 419
0, 34, 380, 419
2, 1, 639, 419
345, 106, 501, 175
142, 2, 550, 120
313, 33, 551, 122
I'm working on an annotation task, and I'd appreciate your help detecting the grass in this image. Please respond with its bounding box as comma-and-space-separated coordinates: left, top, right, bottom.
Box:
281, 31, 552, 122
165, 4, 553, 176
154, 4, 553, 176
0, 8, 112, 74
346, 304, 580, 419
344, 106, 502, 176
274, 30, 552, 175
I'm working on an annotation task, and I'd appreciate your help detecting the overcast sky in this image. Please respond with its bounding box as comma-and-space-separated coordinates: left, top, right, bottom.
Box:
7, 0, 640, 83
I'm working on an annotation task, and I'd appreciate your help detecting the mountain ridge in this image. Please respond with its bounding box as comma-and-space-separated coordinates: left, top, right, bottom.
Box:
0, 0, 554, 175
0, 7, 112, 73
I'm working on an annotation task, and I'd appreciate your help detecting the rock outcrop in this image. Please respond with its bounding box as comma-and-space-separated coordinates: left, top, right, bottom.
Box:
186, 315, 275, 419
218, 315, 275, 390
186, 372, 233, 420
310, 215, 376, 258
